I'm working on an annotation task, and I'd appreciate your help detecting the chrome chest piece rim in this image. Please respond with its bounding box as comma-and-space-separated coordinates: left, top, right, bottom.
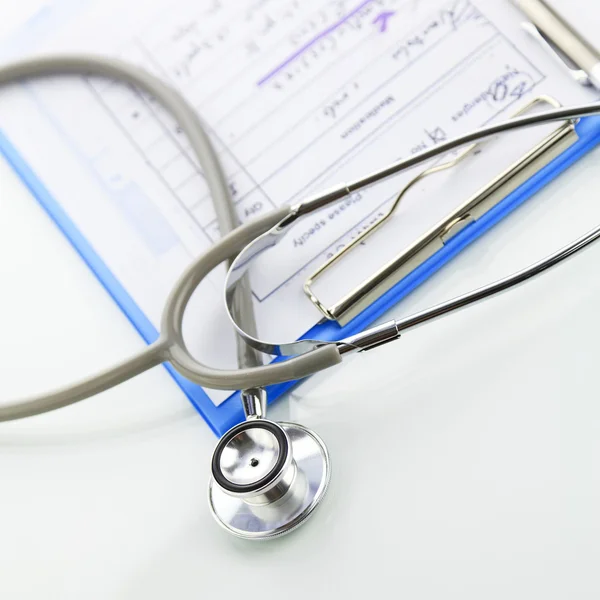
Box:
208, 420, 331, 540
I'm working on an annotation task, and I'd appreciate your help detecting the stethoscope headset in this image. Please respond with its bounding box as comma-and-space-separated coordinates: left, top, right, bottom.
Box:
2, 54, 600, 539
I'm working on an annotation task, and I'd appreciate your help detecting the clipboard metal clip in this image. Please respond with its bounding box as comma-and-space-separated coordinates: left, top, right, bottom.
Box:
513, 0, 600, 91
303, 95, 579, 326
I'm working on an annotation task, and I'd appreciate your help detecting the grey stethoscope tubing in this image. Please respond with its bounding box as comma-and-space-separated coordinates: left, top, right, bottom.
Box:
5, 54, 600, 541
2, 55, 600, 422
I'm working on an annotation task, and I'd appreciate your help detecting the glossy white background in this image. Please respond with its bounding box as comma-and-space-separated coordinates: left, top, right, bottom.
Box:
1, 1, 600, 598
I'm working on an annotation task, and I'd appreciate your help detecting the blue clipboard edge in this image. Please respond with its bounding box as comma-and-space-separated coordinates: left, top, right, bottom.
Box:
2, 115, 600, 436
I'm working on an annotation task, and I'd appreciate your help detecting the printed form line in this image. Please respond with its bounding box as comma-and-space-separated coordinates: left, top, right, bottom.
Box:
196, 1, 472, 223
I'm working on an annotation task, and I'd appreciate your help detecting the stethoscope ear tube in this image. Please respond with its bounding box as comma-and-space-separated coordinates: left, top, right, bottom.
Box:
222, 103, 600, 361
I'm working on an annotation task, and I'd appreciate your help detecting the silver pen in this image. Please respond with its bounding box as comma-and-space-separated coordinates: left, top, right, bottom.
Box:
512, 0, 600, 91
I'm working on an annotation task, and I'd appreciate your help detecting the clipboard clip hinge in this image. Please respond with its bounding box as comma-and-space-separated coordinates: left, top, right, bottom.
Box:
521, 22, 593, 88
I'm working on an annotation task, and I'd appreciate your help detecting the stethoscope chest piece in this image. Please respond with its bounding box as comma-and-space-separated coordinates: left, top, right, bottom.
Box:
208, 419, 330, 540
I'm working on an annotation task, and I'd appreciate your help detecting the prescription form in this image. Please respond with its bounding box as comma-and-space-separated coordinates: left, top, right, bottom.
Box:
0, 0, 592, 406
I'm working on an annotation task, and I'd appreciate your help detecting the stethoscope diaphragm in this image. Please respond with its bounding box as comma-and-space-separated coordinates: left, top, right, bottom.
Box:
208, 419, 330, 540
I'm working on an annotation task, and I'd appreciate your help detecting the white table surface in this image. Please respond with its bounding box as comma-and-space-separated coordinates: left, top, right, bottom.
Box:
2, 1, 600, 598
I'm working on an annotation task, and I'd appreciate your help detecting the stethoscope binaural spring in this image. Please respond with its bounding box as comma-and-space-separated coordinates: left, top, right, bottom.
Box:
2, 54, 600, 539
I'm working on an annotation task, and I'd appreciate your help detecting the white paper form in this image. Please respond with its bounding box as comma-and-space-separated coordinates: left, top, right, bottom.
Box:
0, 0, 593, 405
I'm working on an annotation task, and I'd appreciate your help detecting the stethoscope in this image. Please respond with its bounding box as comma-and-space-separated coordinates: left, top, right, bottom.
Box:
3, 54, 600, 540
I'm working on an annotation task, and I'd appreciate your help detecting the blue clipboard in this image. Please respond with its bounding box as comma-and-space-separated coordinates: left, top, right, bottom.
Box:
2, 114, 600, 436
